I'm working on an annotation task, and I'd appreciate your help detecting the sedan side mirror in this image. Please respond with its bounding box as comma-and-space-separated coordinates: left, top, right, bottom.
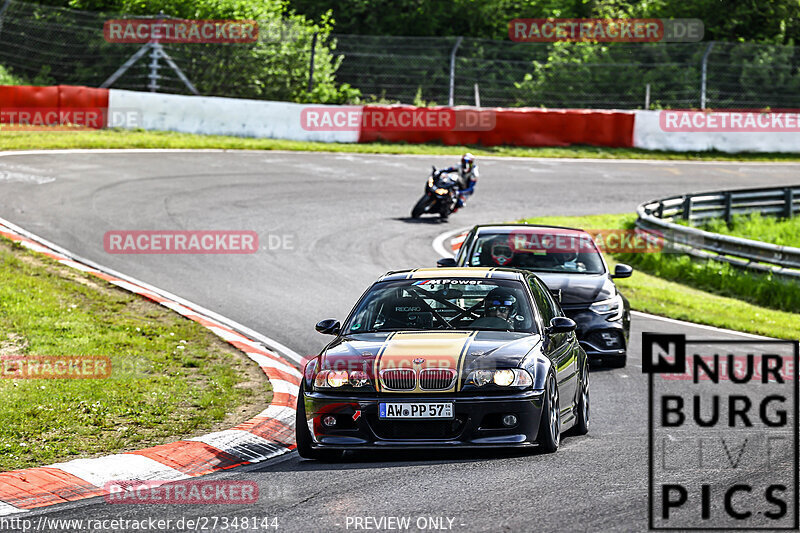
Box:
315, 319, 341, 335
546, 316, 576, 335
611, 264, 633, 279
437, 257, 457, 268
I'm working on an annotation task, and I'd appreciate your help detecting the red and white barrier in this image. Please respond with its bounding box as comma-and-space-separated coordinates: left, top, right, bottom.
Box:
3, 84, 800, 152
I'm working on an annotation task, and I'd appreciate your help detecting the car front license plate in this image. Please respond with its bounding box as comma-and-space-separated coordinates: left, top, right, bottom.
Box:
379, 402, 454, 419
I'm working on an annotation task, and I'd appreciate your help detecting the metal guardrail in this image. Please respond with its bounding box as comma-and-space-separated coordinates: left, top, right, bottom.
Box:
636, 185, 800, 279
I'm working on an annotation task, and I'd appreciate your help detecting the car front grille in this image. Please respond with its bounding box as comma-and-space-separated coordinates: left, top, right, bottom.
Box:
419, 369, 456, 390
380, 369, 416, 390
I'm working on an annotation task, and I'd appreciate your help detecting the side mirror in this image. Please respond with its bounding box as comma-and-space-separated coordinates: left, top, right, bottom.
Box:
546, 316, 576, 335
437, 257, 457, 268
315, 319, 341, 336
611, 264, 633, 279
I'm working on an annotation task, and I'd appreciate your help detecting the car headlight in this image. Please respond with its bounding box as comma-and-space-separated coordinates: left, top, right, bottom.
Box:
465, 368, 532, 388
589, 294, 624, 320
314, 369, 372, 389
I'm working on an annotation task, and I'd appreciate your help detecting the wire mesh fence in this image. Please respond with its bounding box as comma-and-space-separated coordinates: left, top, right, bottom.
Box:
331, 35, 800, 109
0, 0, 799, 109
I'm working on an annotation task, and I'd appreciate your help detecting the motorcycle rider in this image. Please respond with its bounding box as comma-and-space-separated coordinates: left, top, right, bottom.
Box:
441, 153, 478, 211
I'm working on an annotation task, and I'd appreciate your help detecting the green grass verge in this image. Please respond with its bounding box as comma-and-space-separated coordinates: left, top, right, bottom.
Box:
702, 212, 800, 247
0, 237, 271, 472
2, 128, 800, 161
519, 214, 800, 340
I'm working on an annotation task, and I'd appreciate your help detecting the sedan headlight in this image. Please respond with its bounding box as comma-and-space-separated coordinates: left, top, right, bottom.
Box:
589, 294, 624, 320
314, 369, 372, 389
465, 368, 532, 388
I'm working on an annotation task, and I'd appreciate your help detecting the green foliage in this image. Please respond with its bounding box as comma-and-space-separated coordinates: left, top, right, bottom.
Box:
619, 251, 800, 313
288, 0, 800, 44
3, 0, 359, 104
702, 212, 800, 247
0, 64, 26, 85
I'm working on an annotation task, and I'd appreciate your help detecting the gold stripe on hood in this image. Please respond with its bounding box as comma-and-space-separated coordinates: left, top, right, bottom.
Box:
375, 331, 475, 394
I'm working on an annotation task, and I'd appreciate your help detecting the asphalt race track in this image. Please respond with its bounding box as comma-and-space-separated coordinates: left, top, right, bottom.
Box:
1, 151, 798, 532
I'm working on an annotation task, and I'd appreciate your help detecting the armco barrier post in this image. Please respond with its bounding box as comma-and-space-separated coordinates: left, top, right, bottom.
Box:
682, 196, 692, 221
724, 191, 732, 224
786, 188, 795, 219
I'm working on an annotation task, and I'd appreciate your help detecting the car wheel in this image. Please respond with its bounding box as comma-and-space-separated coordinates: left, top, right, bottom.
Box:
572, 365, 589, 436
295, 384, 344, 462
607, 353, 627, 368
536, 373, 560, 453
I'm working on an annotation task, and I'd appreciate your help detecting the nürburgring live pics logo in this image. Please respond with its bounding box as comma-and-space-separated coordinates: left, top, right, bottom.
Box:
644, 332, 799, 530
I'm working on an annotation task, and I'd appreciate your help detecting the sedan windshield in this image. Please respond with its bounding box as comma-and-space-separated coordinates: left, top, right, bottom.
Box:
468, 229, 606, 274
344, 279, 537, 334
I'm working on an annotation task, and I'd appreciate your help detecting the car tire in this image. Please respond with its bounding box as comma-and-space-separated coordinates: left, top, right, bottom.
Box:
295, 384, 344, 462
572, 365, 589, 436
536, 373, 560, 453
607, 353, 627, 368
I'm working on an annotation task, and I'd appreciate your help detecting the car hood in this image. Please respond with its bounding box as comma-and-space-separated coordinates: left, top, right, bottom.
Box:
320, 330, 541, 392
534, 273, 615, 305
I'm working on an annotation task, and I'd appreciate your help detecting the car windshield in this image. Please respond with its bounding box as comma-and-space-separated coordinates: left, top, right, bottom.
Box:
467, 229, 606, 274
343, 278, 537, 334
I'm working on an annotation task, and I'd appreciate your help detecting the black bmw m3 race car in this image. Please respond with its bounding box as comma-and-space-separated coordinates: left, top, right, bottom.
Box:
296, 267, 590, 460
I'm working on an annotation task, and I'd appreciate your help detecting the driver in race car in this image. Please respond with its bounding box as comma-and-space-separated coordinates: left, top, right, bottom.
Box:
483, 287, 517, 327
441, 153, 478, 211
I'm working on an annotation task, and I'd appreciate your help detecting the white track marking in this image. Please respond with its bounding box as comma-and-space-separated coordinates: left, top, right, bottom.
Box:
630, 311, 773, 339
4, 148, 800, 166
190, 430, 289, 464
432, 226, 471, 259
52, 455, 190, 488
0, 502, 26, 516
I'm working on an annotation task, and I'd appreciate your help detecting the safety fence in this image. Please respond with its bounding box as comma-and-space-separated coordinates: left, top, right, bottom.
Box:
636, 186, 800, 279
2, 0, 800, 109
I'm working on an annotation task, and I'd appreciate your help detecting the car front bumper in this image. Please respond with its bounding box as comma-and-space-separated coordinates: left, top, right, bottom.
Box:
563, 308, 629, 358
302, 390, 545, 449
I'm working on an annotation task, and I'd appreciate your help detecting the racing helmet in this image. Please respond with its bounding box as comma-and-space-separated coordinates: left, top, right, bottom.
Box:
484, 287, 517, 319
461, 153, 475, 173
488, 236, 514, 267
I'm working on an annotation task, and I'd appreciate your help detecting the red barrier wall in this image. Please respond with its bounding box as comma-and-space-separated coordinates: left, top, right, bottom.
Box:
358, 106, 635, 148
0, 85, 109, 128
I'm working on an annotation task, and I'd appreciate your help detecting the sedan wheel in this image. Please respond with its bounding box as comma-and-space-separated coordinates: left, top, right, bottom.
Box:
536, 374, 560, 453
573, 367, 590, 435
